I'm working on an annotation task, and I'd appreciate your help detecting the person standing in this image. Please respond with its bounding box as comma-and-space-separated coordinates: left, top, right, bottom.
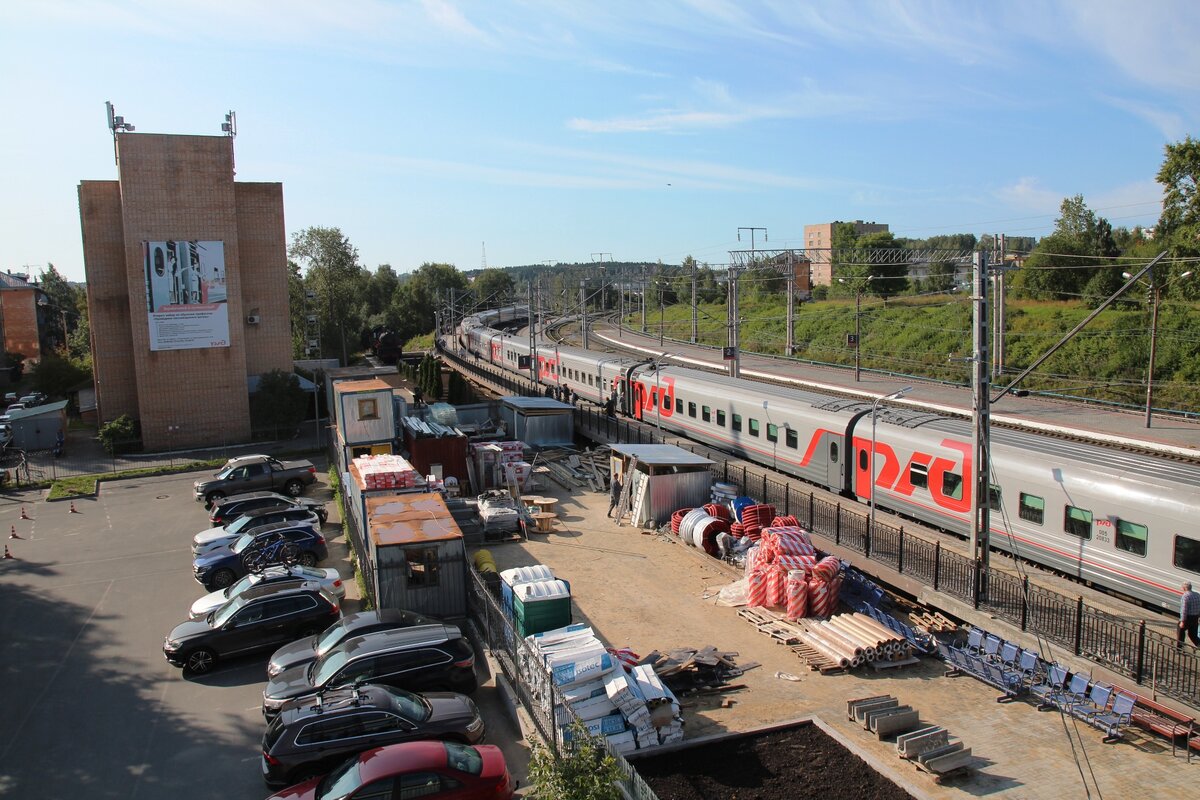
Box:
1180, 582, 1200, 650
607, 474, 623, 518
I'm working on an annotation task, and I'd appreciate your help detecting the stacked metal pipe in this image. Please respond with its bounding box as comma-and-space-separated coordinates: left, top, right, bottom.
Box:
795, 612, 915, 668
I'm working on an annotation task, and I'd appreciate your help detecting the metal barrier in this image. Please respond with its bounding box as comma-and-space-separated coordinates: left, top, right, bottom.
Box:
446, 345, 1200, 709
465, 568, 661, 800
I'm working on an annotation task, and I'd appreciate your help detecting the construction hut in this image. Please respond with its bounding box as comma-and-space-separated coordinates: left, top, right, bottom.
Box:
610, 444, 714, 528
499, 397, 573, 448
8, 400, 68, 451
332, 379, 397, 467
365, 492, 468, 619
400, 416, 469, 485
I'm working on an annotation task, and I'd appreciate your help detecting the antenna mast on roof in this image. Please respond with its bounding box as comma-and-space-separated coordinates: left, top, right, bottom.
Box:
481, 242, 487, 270
104, 101, 135, 166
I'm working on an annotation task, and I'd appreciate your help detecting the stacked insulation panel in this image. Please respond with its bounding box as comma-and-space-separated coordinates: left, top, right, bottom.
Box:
354, 454, 421, 489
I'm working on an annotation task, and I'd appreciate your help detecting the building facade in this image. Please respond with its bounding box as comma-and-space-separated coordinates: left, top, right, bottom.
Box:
0, 271, 48, 368
78, 132, 293, 450
803, 220, 890, 285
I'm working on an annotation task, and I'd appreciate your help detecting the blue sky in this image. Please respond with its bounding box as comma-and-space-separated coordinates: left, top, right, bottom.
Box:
2, 1, 1197, 283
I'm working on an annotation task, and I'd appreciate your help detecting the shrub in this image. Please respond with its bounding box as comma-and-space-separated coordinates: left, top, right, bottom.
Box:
97, 414, 140, 454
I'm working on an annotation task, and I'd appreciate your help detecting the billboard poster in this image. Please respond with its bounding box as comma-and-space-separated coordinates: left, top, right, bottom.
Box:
143, 240, 230, 351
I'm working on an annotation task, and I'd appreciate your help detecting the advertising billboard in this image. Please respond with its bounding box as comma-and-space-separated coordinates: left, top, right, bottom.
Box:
143, 240, 230, 351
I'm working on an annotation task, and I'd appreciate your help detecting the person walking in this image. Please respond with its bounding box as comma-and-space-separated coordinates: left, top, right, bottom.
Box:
1180, 581, 1200, 650
607, 474, 623, 518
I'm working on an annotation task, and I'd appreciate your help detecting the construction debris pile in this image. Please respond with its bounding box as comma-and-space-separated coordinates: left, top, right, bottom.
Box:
353, 453, 422, 490
534, 447, 609, 493
521, 624, 683, 754
640, 646, 758, 697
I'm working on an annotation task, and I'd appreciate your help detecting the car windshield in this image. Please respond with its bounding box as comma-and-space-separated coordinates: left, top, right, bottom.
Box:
224, 573, 257, 598
386, 688, 431, 722
444, 741, 483, 776
212, 595, 247, 627
314, 620, 349, 657
214, 467, 234, 480
311, 649, 350, 686
227, 514, 264, 534
231, 532, 258, 554
315, 758, 363, 800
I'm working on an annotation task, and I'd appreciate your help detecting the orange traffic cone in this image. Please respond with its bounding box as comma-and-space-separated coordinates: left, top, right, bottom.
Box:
3, 544, 13, 559
9, 526, 21, 540
19, 506, 29, 520
69, 501, 80, 514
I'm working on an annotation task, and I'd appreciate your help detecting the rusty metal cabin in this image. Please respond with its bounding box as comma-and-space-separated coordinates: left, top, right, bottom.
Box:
609, 444, 714, 527
364, 492, 468, 619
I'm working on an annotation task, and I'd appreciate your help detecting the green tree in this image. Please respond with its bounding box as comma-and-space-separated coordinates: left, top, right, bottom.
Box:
289, 227, 368, 364
1155, 136, 1200, 298
526, 721, 624, 800
389, 263, 468, 341
472, 268, 515, 308
249, 370, 309, 436
31, 351, 89, 398
37, 264, 84, 351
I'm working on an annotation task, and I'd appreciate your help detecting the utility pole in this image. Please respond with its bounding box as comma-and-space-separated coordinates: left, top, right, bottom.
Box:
727, 264, 740, 379
690, 259, 698, 344
528, 280, 537, 387
785, 252, 796, 356
580, 279, 589, 350
592, 253, 611, 311
640, 265, 647, 333
992, 234, 1007, 378
617, 273, 624, 338
658, 274, 665, 347
970, 250, 991, 591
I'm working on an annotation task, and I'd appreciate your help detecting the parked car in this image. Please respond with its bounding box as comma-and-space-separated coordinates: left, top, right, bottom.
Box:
5, 403, 25, 415
262, 625, 477, 720
267, 609, 440, 678
265, 741, 514, 800
18, 393, 46, 407
190, 565, 344, 620
163, 586, 341, 675
192, 523, 328, 590
192, 506, 322, 557
209, 491, 328, 526
261, 683, 485, 788
194, 454, 318, 506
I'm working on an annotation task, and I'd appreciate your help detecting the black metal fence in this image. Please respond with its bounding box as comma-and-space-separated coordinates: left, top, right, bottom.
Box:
465, 568, 660, 800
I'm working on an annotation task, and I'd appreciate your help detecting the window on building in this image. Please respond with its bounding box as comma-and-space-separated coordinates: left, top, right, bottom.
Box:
1019, 493, 1045, 525
910, 463, 929, 490
767, 424, 778, 443
1174, 535, 1200, 574
405, 547, 440, 586
1115, 518, 1148, 557
357, 398, 379, 420
1064, 506, 1093, 539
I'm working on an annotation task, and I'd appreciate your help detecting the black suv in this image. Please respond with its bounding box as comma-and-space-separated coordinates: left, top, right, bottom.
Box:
164, 586, 341, 675
209, 492, 328, 526
261, 683, 485, 788
266, 609, 439, 678
262, 625, 477, 719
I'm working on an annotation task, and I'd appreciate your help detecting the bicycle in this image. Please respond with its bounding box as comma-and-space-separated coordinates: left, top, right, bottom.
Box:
241, 537, 303, 574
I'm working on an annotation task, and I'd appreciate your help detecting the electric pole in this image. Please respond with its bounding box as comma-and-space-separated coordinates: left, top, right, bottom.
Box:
971, 250, 992, 593
727, 263, 740, 379
640, 265, 647, 333
580, 279, 589, 350
690, 259, 698, 344
785, 252, 795, 356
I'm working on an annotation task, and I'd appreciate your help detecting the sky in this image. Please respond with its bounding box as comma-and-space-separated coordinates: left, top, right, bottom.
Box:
2, 1, 1198, 283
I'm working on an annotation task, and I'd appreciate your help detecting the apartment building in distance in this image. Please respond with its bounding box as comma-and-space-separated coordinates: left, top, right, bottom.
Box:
803, 220, 890, 285
78, 129, 293, 450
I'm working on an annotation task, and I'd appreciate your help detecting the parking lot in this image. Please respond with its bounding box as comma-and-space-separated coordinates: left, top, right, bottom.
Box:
0, 469, 528, 799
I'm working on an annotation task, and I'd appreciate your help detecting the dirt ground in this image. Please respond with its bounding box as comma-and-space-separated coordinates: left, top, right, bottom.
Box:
634, 724, 914, 800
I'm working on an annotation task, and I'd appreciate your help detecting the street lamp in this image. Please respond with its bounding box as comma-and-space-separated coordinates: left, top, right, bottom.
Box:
838, 275, 876, 381
1122, 269, 1193, 427
868, 386, 912, 557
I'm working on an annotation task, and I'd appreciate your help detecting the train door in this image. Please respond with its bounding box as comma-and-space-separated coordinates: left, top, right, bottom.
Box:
825, 432, 845, 491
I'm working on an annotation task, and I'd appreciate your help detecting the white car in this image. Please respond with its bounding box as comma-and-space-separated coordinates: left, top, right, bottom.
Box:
191, 507, 320, 556
189, 565, 344, 619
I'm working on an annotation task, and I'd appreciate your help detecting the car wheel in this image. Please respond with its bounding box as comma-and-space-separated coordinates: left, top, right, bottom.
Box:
211, 568, 237, 589
284, 480, 304, 497
184, 648, 217, 675
297, 551, 318, 568
205, 491, 225, 506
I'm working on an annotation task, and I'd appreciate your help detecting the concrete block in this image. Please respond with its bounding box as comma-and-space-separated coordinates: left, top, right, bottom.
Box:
896, 726, 949, 758
872, 708, 921, 738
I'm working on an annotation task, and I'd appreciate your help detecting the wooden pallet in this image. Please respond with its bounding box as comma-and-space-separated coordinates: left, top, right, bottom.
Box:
911, 610, 957, 634
738, 608, 802, 645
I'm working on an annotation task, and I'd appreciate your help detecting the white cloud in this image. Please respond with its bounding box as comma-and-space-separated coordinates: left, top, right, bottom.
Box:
1062, 1, 1200, 94
1100, 96, 1188, 142
996, 177, 1063, 215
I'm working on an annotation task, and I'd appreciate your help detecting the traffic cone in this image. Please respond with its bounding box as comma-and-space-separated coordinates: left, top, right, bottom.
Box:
3, 545, 13, 559
9, 526, 21, 540
19, 506, 29, 520
69, 501, 80, 514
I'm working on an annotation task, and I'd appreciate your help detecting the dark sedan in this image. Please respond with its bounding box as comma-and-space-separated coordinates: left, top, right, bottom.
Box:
209, 492, 327, 526
192, 523, 327, 590
164, 586, 340, 675
261, 684, 484, 788
266, 609, 439, 678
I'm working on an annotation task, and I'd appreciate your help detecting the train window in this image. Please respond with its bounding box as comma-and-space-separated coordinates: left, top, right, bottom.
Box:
731, 414, 742, 432
1063, 506, 1093, 539
688, 402, 697, 418
675, 398, 683, 414
859, 450, 868, 470
1115, 519, 1148, 557
716, 410, 726, 426
748, 419, 760, 437
1174, 536, 1200, 574
1019, 493, 1045, 525
941, 471, 963, 501
588, 375, 594, 387
830, 442, 839, 463
767, 424, 778, 443
988, 485, 1002, 511
786, 429, 798, 449
703, 406, 711, 422
662, 393, 670, 411
910, 463, 929, 490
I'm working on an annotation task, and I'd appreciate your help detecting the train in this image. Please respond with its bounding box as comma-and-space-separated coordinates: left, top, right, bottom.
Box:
454, 307, 1200, 613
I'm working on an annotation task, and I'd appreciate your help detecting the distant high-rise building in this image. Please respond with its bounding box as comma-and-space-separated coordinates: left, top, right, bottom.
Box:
803, 220, 889, 285
78, 131, 293, 450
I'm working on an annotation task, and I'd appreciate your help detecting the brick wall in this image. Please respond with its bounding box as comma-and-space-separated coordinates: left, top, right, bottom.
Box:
236, 182, 294, 376
0, 290, 41, 363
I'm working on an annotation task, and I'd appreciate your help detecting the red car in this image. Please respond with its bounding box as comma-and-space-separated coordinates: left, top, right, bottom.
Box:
266, 740, 515, 800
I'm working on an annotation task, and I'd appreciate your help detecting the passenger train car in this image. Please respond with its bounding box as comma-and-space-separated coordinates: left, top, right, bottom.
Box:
456, 308, 1200, 612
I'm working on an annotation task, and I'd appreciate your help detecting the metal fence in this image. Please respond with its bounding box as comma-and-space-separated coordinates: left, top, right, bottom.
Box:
465, 568, 660, 800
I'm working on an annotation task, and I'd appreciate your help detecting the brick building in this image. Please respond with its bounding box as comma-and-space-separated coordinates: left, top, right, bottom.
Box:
78, 132, 293, 450
803, 220, 890, 285
0, 271, 48, 367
